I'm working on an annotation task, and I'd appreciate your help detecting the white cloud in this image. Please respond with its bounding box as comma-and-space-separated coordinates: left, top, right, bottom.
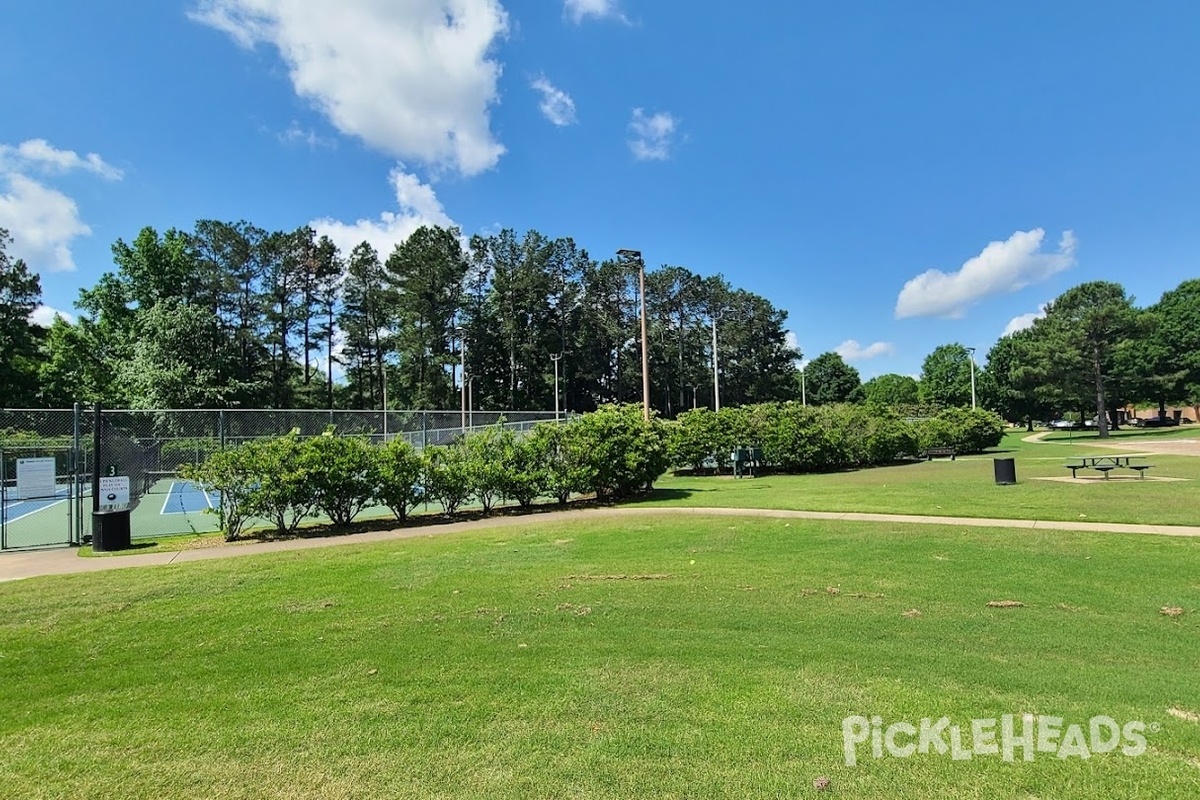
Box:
894, 229, 1077, 319
0, 173, 92, 272
0, 139, 123, 181
835, 339, 896, 361
0, 139, 122, 273
564, 0, 627, 24
628, 108, 679, 161
1002, 304, 1048, 336
531, 76, 577, 126
311, 167, 456, 259
191, 0, 509, 176
29, 305, 76, 327
277, 121, 336, 149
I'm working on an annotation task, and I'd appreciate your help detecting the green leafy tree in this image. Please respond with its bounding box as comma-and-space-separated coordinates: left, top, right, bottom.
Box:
860, 373, 920, 407
387, 226, 467, 409
0, 229, 43, 405
919, 343, 977, 408
1138, 279, 1200, 418
983, 329, 1048, 429
1036, 281, 1144, 438
803, 352, 861, 405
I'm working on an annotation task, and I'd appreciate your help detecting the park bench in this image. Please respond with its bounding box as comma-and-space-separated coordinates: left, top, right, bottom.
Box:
923, 447, 956, 461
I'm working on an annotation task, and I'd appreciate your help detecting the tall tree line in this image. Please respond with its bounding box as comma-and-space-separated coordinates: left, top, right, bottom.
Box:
10, 222, 801, 416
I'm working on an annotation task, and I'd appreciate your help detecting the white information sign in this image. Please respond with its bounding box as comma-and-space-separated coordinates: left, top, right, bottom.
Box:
98, 476, 131, 507
16, 457, 57, 500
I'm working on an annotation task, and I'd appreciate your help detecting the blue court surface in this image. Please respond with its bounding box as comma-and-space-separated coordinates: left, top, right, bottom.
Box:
2, 485, 75, 524
159, 481, 221, 516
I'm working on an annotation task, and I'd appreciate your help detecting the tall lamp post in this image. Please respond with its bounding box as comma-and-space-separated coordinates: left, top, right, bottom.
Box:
801, 364, 807, 407
711, 311, 722, 412
550, 353, 562, 421
456, 325, 467, 432
617, 249, 650, 421
966, 346, 977, 410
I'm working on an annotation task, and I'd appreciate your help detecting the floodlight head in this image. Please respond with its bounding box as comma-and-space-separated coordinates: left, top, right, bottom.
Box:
616, 248, 642, 260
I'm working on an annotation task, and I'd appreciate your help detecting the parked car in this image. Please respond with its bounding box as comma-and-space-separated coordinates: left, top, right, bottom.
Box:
1048, 419, 1081, 430
1139, 416, 1179, 428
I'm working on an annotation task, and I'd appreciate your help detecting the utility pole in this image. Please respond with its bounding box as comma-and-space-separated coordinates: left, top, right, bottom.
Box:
617, 249, 651, 421
711, 313, 720, 412
967, 346, 977, 410
456, 325, 467, 433
550, 353, 562, 421
801, 365, 806, 407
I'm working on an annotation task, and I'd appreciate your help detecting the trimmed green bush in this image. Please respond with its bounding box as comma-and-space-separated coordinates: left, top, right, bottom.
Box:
374, 438, 425, 521
301, 433, 376, 527
568, 404, 668, 499
423, 443, 473, 515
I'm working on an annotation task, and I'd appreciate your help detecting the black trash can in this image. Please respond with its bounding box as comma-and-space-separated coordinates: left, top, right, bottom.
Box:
993, 458, 1017, 485
92, 509, 132, 552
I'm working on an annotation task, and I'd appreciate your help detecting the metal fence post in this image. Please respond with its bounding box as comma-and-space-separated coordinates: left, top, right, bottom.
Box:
72, 402, 81, 545
219, 409, 226, 450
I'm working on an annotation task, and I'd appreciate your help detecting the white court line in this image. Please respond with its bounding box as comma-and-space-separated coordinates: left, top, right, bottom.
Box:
6, 498, 68, 524
2, 485, 70, 510
160, 481, 180, 516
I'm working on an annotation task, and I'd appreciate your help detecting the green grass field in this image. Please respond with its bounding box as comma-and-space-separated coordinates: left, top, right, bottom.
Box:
2, 513, 1198, 798
628, 431, 1200, 527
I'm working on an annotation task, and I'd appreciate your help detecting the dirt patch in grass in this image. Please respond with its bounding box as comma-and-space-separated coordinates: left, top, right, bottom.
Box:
987, 600, 1025, 609
1160, 606, 1186, 617
565, 574, 673, 581
1168, 707, 1200, 723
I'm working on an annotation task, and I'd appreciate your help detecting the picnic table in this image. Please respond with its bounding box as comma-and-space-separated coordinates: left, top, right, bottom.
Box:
1064, 455, 1154, 480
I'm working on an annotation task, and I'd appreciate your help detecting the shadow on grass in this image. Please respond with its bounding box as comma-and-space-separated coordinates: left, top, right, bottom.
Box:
233, 496, 628, 544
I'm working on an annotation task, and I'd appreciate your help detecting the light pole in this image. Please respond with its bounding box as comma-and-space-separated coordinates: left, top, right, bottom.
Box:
550, 353, 562, 421
617, 249, 650, 421
711, 312, 721, 412
456, 325, 467, 432
966, 346, 977, 410
801, 365, 806, 407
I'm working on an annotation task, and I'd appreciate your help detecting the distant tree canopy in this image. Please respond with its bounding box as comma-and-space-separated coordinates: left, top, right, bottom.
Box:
13, 222, 801, 416
6, 217, 1194, 431
804, 352, 861, 405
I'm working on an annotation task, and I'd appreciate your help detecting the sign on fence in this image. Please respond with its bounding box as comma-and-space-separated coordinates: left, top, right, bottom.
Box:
98, 476, 130, 507
16, 458, 56, 500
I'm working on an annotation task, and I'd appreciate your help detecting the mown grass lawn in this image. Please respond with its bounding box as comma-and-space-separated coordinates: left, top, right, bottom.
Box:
2, 514, 1198, 798
631, 432, 1200, 527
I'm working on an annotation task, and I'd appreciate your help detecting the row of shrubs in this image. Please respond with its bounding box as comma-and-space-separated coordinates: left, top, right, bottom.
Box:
181, 404, 667, 541
665, 403, 1005, 472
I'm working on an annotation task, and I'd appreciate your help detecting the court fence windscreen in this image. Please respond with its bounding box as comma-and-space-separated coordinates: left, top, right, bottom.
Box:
0, 407, 560, 550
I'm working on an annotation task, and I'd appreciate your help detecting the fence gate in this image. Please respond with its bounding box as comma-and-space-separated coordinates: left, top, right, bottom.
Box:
0, 444, 83, 550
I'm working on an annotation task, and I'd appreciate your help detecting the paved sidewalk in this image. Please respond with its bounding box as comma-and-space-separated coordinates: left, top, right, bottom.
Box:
3, 506, 1199, 584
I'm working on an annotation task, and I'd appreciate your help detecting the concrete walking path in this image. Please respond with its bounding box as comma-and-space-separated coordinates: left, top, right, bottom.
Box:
3, 505, 1199, 584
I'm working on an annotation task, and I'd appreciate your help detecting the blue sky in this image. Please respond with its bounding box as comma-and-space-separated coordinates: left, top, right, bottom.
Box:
2, 1, 1198, 379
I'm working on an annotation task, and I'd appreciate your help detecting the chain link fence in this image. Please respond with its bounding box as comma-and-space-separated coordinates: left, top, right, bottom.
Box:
0, 407, 562, 549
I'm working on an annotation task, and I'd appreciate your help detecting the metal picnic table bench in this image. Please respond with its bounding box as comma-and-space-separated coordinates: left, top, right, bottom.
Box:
1064, 455, 1154, 480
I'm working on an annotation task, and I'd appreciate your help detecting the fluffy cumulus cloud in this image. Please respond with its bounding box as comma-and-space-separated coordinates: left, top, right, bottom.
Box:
835, 339, 895, 361
628, 108, 679, 161
191, 0, 509, 176
29, 305, 77, 327
311, 168, 456, 259
0, 139, 122, 272
0, 139, 123, 180
564, 0, 627, 24
1002, 304, 1048, 336
894, 229, 1077, 319
531, 76, 577, 126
